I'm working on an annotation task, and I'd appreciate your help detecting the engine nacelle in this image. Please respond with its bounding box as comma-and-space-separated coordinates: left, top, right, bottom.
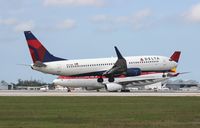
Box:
126, 68, 141, 76
105, 83, 122, 92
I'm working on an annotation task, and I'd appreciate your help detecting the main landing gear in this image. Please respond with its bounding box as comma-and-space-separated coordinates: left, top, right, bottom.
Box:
97, 77, 115, 83
162, 72, 167, 78
108, 77, 115, 82
97, 77, 104, 83
121, 89, 130, 92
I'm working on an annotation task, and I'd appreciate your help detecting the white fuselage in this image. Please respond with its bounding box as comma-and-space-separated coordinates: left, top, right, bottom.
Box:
32, 55, 177, 76
52, 73, 170, 90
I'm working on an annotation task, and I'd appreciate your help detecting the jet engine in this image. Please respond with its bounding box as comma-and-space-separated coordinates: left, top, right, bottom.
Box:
105, 83, 122, 92
126, 68, 141, 76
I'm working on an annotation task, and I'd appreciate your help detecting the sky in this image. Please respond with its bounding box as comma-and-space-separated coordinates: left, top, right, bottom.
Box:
0, 0, 200, 83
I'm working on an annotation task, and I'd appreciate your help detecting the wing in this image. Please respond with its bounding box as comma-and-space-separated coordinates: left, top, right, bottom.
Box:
103, 73, 173, 86
103, 46, 127, 77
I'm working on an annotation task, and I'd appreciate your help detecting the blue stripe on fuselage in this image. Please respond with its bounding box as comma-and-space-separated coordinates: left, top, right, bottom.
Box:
69, 70, 171, 77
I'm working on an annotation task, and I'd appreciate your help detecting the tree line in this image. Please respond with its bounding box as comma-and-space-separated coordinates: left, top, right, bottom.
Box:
1, 79, 54, 89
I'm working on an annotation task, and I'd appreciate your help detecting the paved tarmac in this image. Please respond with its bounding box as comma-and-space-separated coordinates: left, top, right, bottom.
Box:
0, 90, 200, 96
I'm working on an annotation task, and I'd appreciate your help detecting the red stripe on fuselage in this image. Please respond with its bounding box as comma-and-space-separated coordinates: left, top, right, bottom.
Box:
57, 72, 162, 80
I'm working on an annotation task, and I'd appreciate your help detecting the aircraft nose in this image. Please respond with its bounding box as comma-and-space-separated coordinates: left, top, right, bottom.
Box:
31, 64, 34, 69
53, 79, 59, 85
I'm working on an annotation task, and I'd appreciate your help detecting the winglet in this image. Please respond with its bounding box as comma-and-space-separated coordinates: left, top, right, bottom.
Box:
114, 46, 124, 59
102, 46, 127, 77
170, 51, 181, 63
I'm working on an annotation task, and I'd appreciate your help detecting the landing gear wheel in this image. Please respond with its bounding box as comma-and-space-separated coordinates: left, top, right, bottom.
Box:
121, 89, 130, 92
108, 77, 115, 82
97, 78, 104, 83
162, 74, 167, 78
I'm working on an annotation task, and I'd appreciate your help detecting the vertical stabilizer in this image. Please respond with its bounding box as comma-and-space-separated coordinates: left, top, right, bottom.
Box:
24, 31, 66, 63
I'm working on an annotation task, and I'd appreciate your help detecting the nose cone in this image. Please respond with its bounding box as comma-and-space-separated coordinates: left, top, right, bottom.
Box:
53, 79, 60, 85
31, 64, 34, 70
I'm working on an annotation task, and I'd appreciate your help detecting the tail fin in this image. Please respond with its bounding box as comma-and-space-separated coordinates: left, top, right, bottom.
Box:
24, 31, 66, 63
170, 51, 181, 63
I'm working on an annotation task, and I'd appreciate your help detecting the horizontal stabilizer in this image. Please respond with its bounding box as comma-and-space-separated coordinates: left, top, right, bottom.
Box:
33, 61, 47, 67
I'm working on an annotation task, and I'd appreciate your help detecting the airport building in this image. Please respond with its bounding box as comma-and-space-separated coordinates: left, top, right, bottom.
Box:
140, 80, 200, 91
166, 80, 200, 91
0, 81, 12, 90
1, 79, 199, 92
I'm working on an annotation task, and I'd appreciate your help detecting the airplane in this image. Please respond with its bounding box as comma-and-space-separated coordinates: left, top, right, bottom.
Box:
53, 72, 180, 92
24, 31, 181, 83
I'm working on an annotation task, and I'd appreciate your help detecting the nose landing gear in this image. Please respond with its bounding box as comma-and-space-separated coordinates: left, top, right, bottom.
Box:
162, 72, 167, 78
97, 77, 104, 83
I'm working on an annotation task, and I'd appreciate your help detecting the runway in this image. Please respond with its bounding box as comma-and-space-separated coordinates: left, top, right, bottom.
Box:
0, 90, 200, 96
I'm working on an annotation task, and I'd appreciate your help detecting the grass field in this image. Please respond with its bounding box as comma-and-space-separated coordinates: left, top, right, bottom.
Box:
0, 97, 200, 128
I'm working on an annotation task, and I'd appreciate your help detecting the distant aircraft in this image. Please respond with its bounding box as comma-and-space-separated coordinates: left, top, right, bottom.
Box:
24, 31, 181, 83
53, 72, 180, 92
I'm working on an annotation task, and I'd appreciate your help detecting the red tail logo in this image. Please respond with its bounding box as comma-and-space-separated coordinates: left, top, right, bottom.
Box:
24, 31, 66, 63
170, 51, 181, 63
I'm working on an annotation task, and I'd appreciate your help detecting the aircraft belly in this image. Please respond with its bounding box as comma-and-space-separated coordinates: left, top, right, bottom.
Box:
57, 79, 104, 88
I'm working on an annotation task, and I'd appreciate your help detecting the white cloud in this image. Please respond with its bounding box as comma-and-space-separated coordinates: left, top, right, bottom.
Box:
91, 14, 110, 23
131, 9, 152, 29
57, 19, 76, 29
133, 9, 152, 22
44, 0, 105, 7
91, 9, 153, 30
0, 18, 18, 25
14, 21, 35, 32
0, 18, 35, 32
96, 26, 116, 33
183, 3, 200, 23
